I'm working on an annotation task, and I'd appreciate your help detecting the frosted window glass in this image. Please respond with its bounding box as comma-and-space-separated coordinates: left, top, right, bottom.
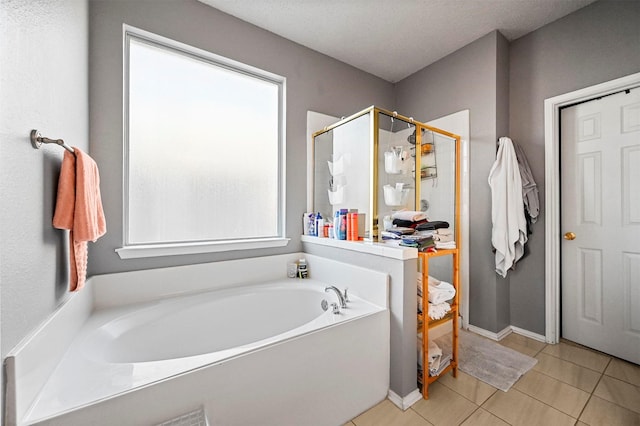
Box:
126, 35, 284, 245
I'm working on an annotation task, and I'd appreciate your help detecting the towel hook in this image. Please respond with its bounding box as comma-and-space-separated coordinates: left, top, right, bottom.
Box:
30, 130, 74, 153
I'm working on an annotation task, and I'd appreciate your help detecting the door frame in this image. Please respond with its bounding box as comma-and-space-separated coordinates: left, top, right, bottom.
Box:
543, 71, 640, 344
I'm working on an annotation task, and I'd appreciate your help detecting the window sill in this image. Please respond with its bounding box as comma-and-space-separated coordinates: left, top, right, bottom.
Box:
115, 238, 290, 259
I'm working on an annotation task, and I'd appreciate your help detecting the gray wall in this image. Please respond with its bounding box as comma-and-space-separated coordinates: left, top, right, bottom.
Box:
508, 0, 640, 334
396, 0, 640, 336
88, 0, 394, 275
395, 31, 512, 333
3, 0, 639, 415
0, 0, 392, 414
0, 0, 88, 365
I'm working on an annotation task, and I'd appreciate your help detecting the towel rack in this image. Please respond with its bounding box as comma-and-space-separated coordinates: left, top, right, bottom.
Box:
30, 130, 75, 153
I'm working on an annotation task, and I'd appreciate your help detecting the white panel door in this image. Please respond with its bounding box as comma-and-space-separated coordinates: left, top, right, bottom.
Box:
561, 88, 640, 364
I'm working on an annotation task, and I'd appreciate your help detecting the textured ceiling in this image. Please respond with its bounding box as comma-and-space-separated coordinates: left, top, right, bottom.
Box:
199, 0, 597, 82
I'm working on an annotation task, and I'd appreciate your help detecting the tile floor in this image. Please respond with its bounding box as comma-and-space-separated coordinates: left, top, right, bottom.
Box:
346, 333, 640, 426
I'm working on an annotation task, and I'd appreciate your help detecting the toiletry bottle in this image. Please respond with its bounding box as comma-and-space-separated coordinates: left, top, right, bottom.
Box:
308, 213, 316, 236
349, 209, 359, 240
287, 261, 298, 278
297, 258, 308, 279
339, 209, 348, 240
303, 212, 311, 235
315, 212, 323, 237
334, 210, 341, 238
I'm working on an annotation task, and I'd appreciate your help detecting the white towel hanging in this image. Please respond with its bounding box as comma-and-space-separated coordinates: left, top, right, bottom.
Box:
488, 137, 528, 277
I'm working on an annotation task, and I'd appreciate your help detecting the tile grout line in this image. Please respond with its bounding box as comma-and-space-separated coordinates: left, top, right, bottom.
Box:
539, 349, 611, 374
574, 357, 611, 423
408, 406, 433, 425
437, 372, 500, 406
528, 364, 594, 394
478, 390, 514, 426
457, 405, 483, 425
504, 387, 580, 423
508, 378, 583, 421
588, 370, 640, 415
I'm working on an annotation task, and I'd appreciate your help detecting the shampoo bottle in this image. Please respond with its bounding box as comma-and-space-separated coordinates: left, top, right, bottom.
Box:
315, 212, 323, 237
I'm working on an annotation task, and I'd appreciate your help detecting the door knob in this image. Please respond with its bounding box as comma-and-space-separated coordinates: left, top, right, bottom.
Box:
564, 232, 576, 240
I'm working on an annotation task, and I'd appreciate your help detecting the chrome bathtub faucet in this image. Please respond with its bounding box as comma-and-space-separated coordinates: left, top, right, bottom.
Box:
325, 286, 347, 309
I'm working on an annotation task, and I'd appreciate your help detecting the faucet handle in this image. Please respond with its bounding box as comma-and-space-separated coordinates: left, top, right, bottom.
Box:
331, 302, 340, 315
343, 288, 350, 303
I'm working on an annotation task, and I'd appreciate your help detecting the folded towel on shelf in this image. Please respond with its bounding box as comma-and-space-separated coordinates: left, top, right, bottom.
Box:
428, 280, 456, 304
53, 148, 106, 292
433, 234, 454, 242
428, 302, 450, 320
401, 235, 432, 244
392, 210, 427, 222
435, 241, 456, 250
384, 227, 415, 236
430, 353, 452, 377
393, 218, 427, 228
428, 340, 443, 373
417, 332, 424, 369
435, 228, 453, 236
381, 231, 402, 240
399, 234, 435, 251
415, 230, 434, 238
416, 221, 450, 231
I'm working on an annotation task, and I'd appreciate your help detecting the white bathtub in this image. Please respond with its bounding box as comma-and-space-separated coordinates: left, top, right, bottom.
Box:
7, 255, 389, 426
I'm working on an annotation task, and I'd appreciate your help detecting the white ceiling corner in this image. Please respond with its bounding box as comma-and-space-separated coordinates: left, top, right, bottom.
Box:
198, 0, 598, 83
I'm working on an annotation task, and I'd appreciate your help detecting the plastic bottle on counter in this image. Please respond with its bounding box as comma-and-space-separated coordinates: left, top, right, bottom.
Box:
308, 213, 316, 236
339, 209, 348, 240
348, 209, 359, 240
315, 212, 324, 237
334, 210, 341, 238
297, 258, 308, 279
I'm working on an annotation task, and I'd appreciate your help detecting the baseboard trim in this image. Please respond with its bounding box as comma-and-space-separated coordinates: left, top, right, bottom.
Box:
388, 389, 422, 411
510, 326, 546, 343
467, 324, 546, 343
467, 324, 511, 341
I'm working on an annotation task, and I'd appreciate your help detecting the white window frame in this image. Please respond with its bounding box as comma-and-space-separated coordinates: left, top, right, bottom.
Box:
116, 25, 288, 259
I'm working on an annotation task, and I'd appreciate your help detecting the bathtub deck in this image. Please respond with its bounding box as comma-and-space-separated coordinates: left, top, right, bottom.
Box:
23, 282, 385, 424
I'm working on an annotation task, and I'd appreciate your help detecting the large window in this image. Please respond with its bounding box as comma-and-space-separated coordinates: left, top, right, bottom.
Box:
117, 26, 287, 259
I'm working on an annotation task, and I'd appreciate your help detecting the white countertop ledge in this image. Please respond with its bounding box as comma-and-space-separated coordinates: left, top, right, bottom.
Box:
301, 235, 418, 260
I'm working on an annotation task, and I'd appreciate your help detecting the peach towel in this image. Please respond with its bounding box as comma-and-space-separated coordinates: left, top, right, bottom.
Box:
53, 148, 106, 292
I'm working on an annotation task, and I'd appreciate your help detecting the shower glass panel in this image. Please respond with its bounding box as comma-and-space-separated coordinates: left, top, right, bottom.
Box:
419, 131, 457, 238
313, 112, 372, 237
312, 106, 459, 242
377, 111, 417, 230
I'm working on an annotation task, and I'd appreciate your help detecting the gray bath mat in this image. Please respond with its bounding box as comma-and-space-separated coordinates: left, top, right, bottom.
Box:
435, 330, 537, 392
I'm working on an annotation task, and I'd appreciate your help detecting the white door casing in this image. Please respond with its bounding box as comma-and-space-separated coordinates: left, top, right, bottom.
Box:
560, 88, 640, 364
544, 72, 640, 346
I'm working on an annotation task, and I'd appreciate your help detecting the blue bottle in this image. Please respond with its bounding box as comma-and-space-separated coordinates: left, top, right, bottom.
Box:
339, 209, 348, 240
315, 212, 323, 237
